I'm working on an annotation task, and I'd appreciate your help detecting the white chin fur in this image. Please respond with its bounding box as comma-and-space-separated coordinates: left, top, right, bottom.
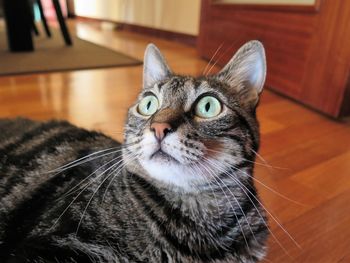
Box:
137, 130, 239, 191
138, 131, 203, 191
140, 159, 201, 191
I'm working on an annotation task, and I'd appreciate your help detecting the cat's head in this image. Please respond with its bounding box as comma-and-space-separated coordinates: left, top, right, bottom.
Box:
124, 41, 266, 191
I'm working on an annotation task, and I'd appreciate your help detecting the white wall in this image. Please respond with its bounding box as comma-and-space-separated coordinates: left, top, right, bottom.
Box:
74, 0, 201, 36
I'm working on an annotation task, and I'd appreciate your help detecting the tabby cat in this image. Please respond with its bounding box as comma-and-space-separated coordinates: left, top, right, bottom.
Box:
0, 41, 269, 263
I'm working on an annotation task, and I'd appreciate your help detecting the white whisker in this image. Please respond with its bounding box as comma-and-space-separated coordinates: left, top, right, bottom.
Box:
57, 143, 141, 200
206, 148, 286, 170
101, 151, 142, 202
206, 43, 235, 76
50, 145, 140, 231
59, 155, 124, 200
75, 151, 140, 235
48, 140, 140, 174
206, 148, 304, 206
202, 43, 224, 76
47, 146, 122, 173
196, 161, 254, 258
206, 158, 300, 254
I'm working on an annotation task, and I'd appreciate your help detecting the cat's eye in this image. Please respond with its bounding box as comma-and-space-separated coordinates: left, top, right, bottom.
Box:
195, 96, 222, 119
138, 95, 159, 116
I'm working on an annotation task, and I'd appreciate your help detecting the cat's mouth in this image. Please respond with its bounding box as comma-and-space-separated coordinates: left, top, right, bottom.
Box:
150, 149, 180, 163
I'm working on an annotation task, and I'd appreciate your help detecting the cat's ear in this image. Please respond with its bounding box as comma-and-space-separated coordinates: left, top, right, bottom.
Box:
143, 44, 172, 89
216, 40, 266, 107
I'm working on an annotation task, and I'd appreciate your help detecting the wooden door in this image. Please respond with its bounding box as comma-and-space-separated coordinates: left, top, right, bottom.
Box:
198, 0, 350, 118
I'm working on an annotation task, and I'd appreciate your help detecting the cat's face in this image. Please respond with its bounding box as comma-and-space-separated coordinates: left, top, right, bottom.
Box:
124, 41, 266, 191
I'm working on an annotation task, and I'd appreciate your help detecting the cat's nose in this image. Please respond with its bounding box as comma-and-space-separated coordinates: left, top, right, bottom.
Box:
150, 122, 172, 141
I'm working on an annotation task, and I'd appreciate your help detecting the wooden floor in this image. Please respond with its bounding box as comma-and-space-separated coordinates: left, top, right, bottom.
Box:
1, 20, 350, 262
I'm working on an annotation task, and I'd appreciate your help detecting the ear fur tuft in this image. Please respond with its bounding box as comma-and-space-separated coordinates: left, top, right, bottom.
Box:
217, 40, 266, 94
143, 44, 172, 89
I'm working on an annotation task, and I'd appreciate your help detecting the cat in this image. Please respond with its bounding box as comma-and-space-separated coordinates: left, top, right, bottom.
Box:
0, 41, 269, 263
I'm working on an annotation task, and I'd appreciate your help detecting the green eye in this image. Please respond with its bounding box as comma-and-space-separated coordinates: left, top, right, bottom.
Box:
195, 96, 222, 118
138, 95, 159, 116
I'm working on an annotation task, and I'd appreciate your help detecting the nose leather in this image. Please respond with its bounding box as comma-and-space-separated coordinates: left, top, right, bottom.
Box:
150, 122, 172, 141
151, 107, 184, 132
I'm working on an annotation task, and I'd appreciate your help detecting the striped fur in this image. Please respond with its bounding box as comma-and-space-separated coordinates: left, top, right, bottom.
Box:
0, 41, 269, 262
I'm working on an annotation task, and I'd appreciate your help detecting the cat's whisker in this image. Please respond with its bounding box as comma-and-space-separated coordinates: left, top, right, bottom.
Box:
101, 151, 142, 202
250, 148, 278, 171
101, 164, 127, 203
75, 151, 141, 234
205, 148, 303, 206
49, 155, 125, 230
203, 157, 293, 258
190, 167, 233, 235
206, 42, 236, 76
58, 155, 124, 200
195, 160, 254, 258
189, 164, 226, 226
105, 239, 119, 257
69, 150, 137, 202
190, 163, 222, 220
51, 142, 139, 175
233, 165, 306, 207
200, 158, 260, 252
51, 148, 139, 231
206, 158, 301, 252
202, 42, 224, 76
206, 148, 286, 170
45, 146, 122, 173
227, 178, 294, 258
56, 143, 142, 200
47, 140, 140, 174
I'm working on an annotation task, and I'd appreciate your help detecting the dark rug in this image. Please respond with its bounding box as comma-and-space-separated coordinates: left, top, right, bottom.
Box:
0, 29, 141, 76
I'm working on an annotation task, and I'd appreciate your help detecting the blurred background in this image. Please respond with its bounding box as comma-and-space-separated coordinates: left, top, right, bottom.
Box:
0, 0, 349, 262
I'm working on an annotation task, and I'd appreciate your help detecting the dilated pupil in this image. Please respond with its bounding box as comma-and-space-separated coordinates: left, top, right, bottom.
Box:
146, 101, 151, 110
205, 102, 211, 112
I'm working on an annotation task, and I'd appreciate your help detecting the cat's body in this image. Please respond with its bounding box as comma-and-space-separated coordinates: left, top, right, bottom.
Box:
0, 42, 269, 262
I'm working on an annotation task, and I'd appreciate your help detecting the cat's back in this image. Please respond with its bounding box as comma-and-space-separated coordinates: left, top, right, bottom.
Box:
0, 118, 120, 173
0, 118, 42, 147
0, 118, 120, 250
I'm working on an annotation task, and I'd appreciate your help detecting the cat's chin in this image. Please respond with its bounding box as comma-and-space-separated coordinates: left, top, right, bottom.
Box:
139, 157, 202, 191
150, 149, 180, 164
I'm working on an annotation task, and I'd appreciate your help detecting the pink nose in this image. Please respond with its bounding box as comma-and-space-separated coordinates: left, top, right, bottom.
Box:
150, 122, 172, 141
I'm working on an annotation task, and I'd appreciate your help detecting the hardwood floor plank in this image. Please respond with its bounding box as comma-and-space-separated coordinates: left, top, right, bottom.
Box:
265, 189, 350, 262
291, 151, 350, 199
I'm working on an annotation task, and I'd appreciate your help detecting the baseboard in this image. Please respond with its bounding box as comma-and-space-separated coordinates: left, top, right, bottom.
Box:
76, 16, 197, 47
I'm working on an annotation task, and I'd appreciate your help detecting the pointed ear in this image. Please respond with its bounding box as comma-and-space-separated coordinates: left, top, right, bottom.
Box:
143, 44, 172, 89
216, 41, 266, 106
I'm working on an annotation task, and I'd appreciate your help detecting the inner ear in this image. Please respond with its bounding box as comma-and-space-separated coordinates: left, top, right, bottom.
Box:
216, 41, 266, 96
143, 44, 172, 89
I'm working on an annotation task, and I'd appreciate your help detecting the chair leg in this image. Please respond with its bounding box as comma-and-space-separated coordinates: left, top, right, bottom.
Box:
37, 0, 51, 38
3, 0, 34, 52
29, 3, 40, 36
52, 0, 73, 46
32, 20, 40, 36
